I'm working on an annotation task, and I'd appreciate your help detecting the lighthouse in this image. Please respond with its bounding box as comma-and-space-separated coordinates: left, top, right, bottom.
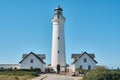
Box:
51, 6, 66, 72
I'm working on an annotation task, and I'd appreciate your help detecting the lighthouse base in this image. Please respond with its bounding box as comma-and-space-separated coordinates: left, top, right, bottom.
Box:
51, 64, 69, 73
47, 64, 69, 73
50, 66, 66, 73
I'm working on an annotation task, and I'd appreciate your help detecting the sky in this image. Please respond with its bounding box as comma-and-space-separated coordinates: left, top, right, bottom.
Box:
0, 0, 120, 69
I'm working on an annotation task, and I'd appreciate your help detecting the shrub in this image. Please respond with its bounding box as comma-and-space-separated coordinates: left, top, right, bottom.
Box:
83, 66, 120, 80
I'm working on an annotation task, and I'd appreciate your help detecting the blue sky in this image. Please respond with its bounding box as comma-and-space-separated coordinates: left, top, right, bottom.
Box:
0, 0, 120, 69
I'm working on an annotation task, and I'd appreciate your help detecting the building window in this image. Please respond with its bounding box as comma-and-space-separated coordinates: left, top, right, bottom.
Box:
0, 67, 3, 70
14, 67, 17, 70
88, 65, 91, 70
84, 58, 87, 62
30, 66, 33, 69
79, 65, 82, 69
30, 59, 33, 63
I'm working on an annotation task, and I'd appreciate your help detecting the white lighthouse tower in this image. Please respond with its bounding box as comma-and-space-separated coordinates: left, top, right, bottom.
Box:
51, 6, 66, 72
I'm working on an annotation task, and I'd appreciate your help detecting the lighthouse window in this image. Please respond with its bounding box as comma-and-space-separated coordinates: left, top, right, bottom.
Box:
58, 16, 60, 19
58, 50, 59, 53
58, 37, 60, 40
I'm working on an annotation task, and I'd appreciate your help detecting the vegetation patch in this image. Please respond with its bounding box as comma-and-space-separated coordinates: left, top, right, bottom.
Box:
0, 75, 34, 80
83, 66, 120, 80
0, 69, 41, 80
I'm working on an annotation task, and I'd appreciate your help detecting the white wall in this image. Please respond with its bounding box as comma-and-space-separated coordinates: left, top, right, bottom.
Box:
20, 54, 45, 72
72, 54, 96, 72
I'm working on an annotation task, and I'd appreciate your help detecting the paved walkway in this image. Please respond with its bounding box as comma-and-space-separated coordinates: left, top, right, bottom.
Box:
32, 74, 82, 80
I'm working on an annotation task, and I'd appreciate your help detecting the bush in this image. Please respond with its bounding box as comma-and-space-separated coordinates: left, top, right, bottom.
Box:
83, 66, 120, 80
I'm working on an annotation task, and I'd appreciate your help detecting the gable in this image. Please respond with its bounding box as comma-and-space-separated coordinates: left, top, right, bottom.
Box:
72, 52, 97, 64
79, 54, 95, 63
19, 52, 46, 64
21, 54, 40, 64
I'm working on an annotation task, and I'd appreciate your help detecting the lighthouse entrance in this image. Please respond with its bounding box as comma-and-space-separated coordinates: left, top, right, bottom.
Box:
57, 64, 60, 73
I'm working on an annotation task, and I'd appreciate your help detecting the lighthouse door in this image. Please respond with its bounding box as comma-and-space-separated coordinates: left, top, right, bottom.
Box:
57, 64, 60, 73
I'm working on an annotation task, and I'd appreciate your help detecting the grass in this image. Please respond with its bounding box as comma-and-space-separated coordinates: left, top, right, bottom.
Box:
0, 75, 34, 80
0, 70, 39, 80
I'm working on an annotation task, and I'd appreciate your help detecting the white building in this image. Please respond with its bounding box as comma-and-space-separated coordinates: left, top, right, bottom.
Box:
19, 52, 46, 72
71, 52, 97, 72
51, 6, 66, 72
0, 64, 21, 69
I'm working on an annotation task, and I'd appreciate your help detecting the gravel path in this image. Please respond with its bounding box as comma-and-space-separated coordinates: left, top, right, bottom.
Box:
32, 74, 82, 80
